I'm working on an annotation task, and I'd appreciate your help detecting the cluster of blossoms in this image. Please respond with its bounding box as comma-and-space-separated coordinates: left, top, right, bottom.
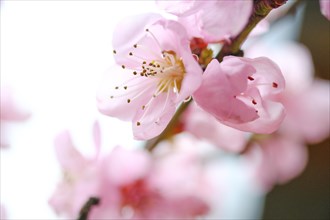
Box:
47, 0, 329, 219
49, 123, 212, 219
97, 1, 285, 140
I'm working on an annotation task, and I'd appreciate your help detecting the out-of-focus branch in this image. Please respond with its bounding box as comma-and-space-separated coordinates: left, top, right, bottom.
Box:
77, 197, 100, 220
216, 0, 288, 61
145, 0, 288, 152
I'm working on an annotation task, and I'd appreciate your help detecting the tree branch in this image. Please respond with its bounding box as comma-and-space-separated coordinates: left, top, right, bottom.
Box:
77, 197, 100, 220
216, 0, 288, 61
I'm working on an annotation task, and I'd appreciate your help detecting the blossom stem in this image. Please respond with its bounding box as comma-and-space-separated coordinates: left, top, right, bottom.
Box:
77, 197, 100, 220
145, 0, 288, 152
216, 0, 288, 61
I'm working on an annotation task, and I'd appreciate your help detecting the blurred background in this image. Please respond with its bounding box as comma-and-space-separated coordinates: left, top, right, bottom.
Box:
263, 1, 329, 219
0, 0, 329, 219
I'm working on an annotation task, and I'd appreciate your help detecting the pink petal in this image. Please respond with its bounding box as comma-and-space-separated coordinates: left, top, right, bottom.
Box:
248, 137, 308, 191
193, 59, 259, 124
132, 92, 177, 140
155, 0, 205, 16
54, 131, 87, 172
184, 103, 249, 153
282, 79, 330, 143
320, 0, 330, 20
104, 147, 152, 186
0, 86, 30, 121
177, 1, 253, 42
112, 13, 163, 67
97, 65, 155, 121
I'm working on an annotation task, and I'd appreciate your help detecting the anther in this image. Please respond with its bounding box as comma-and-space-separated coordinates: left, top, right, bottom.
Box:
142, 105, 145, 110
272, 82, 278, 88
134, 44, 137, 48
252, 99, 257, 105
110, 96, 114, 99
129, 52, 133, 56
113, 50, 117, 54
133, 71, 137, 75
122, 65, 125, 69
115, 86, 119, 89
124, 86, 127, 90
127, 99, 131, 103
248, 76, 255, 81
137, 121, 141, 126
145, 28, 149, 32
143, 61, 146, 64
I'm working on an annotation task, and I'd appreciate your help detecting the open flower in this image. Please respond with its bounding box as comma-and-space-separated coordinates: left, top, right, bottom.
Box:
156, 0, 253, 42
97, 14, 202, 140
193, 56, 285, 134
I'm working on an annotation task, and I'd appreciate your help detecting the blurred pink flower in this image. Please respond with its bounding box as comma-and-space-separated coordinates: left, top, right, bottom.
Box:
48, 122, 102, 218
156, 0, 253, 42
0, 86, 30, 148
246, 136, 308, 192
50, 124, 210, 219
244, 41, 330, 190
95, 145, 209, 219
97, 14, 202, 140
320, 0, 330, 20
183, 102, 249, 153
193, 56, 286, 134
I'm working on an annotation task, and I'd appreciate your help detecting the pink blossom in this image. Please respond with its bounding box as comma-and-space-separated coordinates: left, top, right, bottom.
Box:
183, 102, 249, 153
246, 41, 330, 144
50, 124, 210, 219
157, 0, 253, 42
97, 14, 202, 140
246, 136, 308, 192
193, 56, 285, 134
49, 123, 102, 218
95, 144, 209, 219
320, 0, 330, 20
0, 86, 30, 148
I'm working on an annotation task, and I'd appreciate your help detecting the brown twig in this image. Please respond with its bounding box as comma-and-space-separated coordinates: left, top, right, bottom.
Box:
77, 197, 100, 220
